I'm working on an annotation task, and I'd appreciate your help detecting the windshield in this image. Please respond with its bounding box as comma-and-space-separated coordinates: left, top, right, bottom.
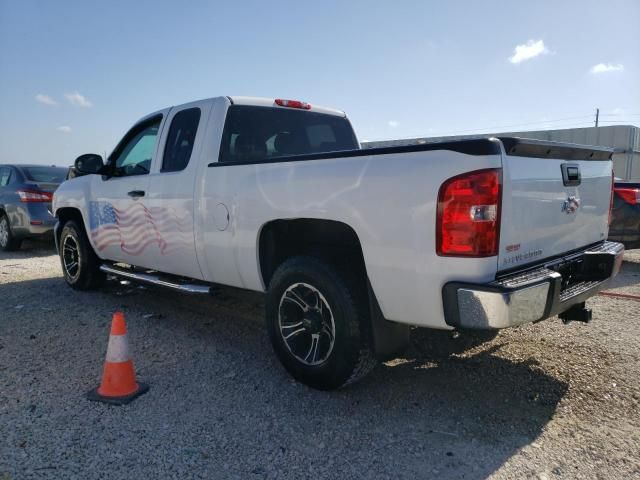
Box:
21, 166, 68, 183
219, 105, 358, 164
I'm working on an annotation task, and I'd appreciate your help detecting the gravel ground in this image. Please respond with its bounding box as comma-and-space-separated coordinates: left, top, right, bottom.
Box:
1, 242, 639, 480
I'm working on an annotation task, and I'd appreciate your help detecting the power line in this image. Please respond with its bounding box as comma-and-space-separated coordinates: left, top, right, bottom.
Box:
431, 121, 597, 138
598, 119, 640, 124
427, 110, 640, 138
428, 115, 595, 137
373, 110, 638, 142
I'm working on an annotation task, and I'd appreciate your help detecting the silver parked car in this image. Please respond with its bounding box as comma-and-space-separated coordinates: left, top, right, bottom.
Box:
0, 164, 68, 251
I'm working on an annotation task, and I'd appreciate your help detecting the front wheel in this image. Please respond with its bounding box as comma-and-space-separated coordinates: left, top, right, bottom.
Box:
265, 256, 376, 390
59, 220, 105, 290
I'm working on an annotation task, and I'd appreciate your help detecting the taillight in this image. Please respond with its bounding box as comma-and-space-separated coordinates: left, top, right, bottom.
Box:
275, 98, 311, 110
437, 168, 501, 257
17, 189, 53, 203
615, 187, 640, 205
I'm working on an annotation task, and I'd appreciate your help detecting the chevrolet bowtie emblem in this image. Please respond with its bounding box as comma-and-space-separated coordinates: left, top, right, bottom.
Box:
562, 195, 581, 214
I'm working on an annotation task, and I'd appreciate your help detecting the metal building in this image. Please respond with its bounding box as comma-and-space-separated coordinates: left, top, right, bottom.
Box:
362, 125, 640, 181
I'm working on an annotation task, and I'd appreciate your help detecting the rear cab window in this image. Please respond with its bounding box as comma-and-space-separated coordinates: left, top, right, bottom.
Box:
219, 106, 358, 164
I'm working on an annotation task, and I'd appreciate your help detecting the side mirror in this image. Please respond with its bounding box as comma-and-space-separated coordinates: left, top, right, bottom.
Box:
74, 154, 105, 175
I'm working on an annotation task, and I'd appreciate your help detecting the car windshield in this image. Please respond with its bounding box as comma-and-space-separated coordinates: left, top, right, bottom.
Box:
21, 166, 68, 183
219, 105, 359, 164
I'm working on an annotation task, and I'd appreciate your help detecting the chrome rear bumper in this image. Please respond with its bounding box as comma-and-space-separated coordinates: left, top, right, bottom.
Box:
443, 242, 625, 330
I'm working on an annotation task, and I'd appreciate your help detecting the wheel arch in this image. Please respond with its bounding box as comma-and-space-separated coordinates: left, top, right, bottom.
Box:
54, 207, 86, 247
257, 218, 409, 360
257, 218, 366, 289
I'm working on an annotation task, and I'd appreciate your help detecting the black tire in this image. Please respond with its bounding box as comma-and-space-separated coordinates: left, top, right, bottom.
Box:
0, 213, 22, 251
265, 256, 376, 390
59, 220, 105, 290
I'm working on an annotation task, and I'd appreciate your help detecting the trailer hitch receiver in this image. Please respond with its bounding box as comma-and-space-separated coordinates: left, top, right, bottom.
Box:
559, 302, 592, 324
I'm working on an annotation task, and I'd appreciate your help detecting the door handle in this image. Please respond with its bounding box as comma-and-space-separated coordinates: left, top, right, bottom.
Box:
127, 190, 145, 198
561, 164, 581, 186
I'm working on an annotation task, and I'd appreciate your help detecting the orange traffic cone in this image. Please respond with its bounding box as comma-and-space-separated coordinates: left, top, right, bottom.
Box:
87, 311, 148, 405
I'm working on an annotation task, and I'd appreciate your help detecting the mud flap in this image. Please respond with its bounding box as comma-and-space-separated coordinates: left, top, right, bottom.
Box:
366, 280, 410, 361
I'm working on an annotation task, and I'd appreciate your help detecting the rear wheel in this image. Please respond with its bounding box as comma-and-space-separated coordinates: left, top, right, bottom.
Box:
0, 213, 22, 251
59, 220, 105, 290
266, 256, 376, 390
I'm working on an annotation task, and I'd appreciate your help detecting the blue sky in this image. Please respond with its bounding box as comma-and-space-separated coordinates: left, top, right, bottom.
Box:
1, 0, 639, 165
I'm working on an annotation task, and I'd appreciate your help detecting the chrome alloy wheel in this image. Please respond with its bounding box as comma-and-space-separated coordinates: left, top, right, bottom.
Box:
278, 282, 336, 366
0, 217, 8, 247
62, 234, 81, 281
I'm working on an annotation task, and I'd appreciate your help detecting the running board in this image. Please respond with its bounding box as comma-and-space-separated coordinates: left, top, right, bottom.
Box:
99, 264, 211, 294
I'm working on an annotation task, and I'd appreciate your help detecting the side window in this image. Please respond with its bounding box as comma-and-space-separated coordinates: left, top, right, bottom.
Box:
0, 168, 10, 187
110, 117, 162, 177
161, 108, 201, 172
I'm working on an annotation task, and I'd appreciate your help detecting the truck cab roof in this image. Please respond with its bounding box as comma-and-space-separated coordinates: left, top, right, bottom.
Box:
137, 96, 347, 125
228, 96, 347, 118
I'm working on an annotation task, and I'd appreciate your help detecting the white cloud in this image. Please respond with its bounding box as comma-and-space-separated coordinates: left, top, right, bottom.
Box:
56, 126, 72, 133
508, 39, 550, 64
35, 94, 58, 106
590, 63, 624, 74
64, 91, 93, 107
388, 120, 399, 128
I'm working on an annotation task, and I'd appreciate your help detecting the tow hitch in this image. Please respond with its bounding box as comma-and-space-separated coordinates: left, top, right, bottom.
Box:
559, 302, 592, 324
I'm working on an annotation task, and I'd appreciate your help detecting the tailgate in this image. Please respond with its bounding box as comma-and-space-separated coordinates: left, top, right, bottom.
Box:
498, 138, 613, 272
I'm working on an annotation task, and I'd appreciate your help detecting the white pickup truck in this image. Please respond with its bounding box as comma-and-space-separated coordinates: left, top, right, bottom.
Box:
53, 96, 624, 390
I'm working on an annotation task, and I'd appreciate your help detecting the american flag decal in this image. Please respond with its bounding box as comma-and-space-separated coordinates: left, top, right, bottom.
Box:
89, 201, 190, 256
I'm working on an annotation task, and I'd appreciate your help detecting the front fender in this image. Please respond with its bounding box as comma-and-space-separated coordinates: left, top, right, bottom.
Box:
52, 176, 92, 224
52, 176, 94, 251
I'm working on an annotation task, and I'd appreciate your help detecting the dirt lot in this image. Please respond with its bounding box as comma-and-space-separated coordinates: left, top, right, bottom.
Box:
1, 243, 639, 480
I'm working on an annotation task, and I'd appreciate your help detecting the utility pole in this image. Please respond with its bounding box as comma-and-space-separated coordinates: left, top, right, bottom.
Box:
595, 108, 599, 128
